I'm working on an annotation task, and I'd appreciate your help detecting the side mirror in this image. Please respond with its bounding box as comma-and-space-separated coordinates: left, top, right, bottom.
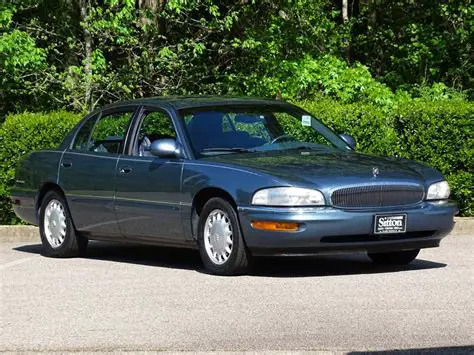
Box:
150, 139, 180, 158
339, 134, 356, 150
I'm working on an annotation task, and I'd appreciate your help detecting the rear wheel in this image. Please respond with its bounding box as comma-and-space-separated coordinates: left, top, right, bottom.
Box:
368, 249, 420, 265
197, 197, 250, 275
39, 190, 87, 257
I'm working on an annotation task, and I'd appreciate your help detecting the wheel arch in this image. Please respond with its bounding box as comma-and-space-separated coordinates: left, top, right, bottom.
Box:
192, 187, 237, 215
36, 182, 66, 222
190, 187, 238, 239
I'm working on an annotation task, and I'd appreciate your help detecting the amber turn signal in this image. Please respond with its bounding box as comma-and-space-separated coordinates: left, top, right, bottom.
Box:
251, 221, 300, 232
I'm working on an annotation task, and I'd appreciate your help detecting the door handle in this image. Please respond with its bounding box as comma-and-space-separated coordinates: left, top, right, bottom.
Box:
119, 166, 132, 174
61, 161, 72, 168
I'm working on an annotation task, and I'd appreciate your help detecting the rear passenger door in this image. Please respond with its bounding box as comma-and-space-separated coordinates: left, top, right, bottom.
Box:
59, 107, 137, 238
114, 107, 185, 243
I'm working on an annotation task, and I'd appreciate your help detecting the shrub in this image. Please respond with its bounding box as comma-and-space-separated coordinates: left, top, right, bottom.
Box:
393, 100, 473, 216
0, 111, 82, 224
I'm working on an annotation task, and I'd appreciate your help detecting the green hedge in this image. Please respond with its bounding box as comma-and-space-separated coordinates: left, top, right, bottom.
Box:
393, 100, 473, 216
0, 101, 472, 224
0, 111, 82, 224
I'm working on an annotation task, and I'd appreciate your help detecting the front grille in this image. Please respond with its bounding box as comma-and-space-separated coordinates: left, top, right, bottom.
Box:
331, 185, 424, 208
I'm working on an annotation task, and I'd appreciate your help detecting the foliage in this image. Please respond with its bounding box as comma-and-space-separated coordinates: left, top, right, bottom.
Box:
393, 100, 474, 216
0, 111, 82, 224
408, 82, 468, 102
353, 0, 474, 96
0, 4, 49, 115
2, 0, 471, 117
238, 55, 397, 106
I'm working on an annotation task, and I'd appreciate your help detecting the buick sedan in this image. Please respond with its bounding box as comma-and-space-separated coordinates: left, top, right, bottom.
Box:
11, 97, 457, 275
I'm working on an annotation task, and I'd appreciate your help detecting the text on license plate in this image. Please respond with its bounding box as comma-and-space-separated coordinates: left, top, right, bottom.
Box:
374, 214, 407, 234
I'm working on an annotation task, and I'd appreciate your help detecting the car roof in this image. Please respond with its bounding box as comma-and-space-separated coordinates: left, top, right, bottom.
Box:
100, 96, 293, 111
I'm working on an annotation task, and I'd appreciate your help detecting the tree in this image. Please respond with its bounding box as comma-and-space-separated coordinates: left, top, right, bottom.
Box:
353, 0, 474, 93
1, 0, 473, 119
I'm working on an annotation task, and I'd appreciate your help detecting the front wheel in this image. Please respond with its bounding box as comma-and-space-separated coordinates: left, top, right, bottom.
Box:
39, 190, 88, 257
197, 198, 251, 275
368, 249, 420, 265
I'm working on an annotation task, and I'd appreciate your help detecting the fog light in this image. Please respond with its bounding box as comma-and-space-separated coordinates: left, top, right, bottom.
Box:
251, 221, 300, 232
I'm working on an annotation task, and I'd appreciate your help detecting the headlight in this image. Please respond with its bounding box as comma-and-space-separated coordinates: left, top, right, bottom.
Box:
252, 187, 325, 206
426, 181, 450, 200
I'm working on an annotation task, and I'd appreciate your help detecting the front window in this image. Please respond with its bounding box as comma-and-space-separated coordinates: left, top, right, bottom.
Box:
180, 105, 349, 157
133, 110, 177, 156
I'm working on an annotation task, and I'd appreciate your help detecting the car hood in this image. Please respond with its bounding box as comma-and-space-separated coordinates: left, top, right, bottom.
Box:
202, 149, 438, 188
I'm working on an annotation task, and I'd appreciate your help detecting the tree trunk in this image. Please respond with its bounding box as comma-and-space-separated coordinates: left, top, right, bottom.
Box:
342, 0, 350, 62
138, 0, 167, 33
342, 0, 349, 23
367, 0, 383, 76
79, 0, 92, 111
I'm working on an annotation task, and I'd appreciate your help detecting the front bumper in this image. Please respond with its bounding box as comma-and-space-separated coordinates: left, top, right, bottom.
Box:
238, 201, 457, 256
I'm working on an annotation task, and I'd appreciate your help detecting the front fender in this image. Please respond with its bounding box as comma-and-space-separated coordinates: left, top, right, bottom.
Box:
182, 161, 289, 205
180, 161, 289, 241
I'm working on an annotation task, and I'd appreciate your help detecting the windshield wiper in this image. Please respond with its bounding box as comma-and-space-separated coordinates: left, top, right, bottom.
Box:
285, 144, 333, 151
285, 145, 315, 150
201, 147, 256, 153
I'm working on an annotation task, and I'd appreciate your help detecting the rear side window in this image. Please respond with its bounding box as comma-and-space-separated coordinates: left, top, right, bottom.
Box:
73, 116, 97, 151
73, 110, 135, 154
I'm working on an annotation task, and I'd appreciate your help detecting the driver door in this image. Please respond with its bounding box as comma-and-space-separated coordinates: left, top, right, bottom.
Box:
114, 107, 185, 243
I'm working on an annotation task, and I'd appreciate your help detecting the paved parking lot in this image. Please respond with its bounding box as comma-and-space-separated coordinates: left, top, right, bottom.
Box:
1, 233, 473, 353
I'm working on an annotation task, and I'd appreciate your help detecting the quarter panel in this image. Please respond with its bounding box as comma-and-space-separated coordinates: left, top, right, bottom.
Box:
11, 150, 64, 225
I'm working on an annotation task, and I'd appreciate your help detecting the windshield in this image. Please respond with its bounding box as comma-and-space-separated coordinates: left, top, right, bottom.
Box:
179, 105, 350, 157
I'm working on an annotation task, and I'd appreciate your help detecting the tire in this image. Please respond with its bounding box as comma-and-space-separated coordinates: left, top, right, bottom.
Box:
368, 249, 420, 265
197, 197, 251, 275
39, 190, 88, 257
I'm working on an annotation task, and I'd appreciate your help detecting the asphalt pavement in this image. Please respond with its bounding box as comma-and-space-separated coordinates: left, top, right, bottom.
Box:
1, 234, 473, 354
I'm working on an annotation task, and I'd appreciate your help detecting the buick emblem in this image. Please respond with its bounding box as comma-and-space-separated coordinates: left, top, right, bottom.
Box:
372, 167, 379, 178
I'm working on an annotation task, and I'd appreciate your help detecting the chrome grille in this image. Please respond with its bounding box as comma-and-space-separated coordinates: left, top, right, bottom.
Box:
331, 185, 424, 208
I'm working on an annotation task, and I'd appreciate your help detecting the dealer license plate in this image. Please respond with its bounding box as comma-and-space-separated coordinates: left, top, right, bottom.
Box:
374, 214, 407, 234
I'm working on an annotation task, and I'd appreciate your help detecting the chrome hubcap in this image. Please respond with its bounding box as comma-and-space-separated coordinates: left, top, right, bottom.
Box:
44, 199, 67, 248
204, 209, 233, 265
